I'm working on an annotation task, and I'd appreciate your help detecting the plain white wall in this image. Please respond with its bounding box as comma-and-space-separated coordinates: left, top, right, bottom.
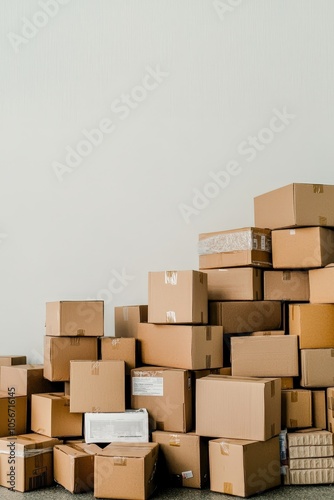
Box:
1, 0, 334, 362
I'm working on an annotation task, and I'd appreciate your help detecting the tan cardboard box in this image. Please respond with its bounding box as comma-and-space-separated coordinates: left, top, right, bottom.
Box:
100, 337, 136, 376
114, 305, 148, 338
44, 336, 98, 382
84, 409, 149, 444
148, 270, 208, 324
281, 390, 312, 429
0, 356, 26, 386
205, 268, 262, 301
250, 330, 285, 336
264, 270, 309, 301
209, 301, 281, 334
272, 227, 334, 269
152, 431, 209, 489
209, 436, 281, 497
309, 265, 334, 303
31, 393, 82, 437
300, 349, 334, 387
0, 391, 27, 437
196, 375, 281, 441
94, 443, 159, 500
131, 367, 192, 433
198, 227, 272, 269
46, 301, 104, 337
0, 364, 62, 398
327, 387, 334, 432
312, 391, 327, 430
70, 361, 125, 413
137, 323, 223, 370
289, 304, 334, 349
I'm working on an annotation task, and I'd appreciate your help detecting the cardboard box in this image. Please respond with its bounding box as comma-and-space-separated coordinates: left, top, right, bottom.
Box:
209, 436, 281, 497
0, 356, 26, 386
46, 301, 104, 337
84, 409, 149, 444
281, 390, 312, 429
250, 330, 285, 336
272, 227, 334, 269
131, 367, 192, 433
31, 393, 82, 437
94, 443, 159, 500
209, 301, 281, 334
312, 391, 327, 430
137, 323, 223, 370
264, 270, 309, 301
148, 270, 208, 324
289, 457, 334, 469
0, 433, 61, 492
100, 337, 136, 376
196, 375, 281, 441
114, 305, 148, 338
152, 431, 209, 489
300, 349, 334, 387
0, 364, 62, 398
309, 265, 334, 303
205, 268, 262, 301
327, 387, 334, 432
44, 336, 98, 382
0, 391, 27, 437
198, 227, 272, 269
289, 304, 334, 349
70, 361, 125, 413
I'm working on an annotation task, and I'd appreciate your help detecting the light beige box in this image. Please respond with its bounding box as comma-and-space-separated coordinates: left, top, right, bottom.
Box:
46, 301, 104, 336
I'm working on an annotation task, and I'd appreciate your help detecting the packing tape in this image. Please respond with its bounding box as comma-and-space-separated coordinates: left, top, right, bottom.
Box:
206, 327, 212, 341
166, 311, 176, 323
291, 391, 298, 403
283, 271, 291, 281
123, 306, 129, 321
206, 355, 211, 369
220, 442, 230, 456
113, 457, 127, 466
169, 435, 181, 447
223, 482, 233, 494
319, 216, 327, 225
313, 184, 324, 194
165, 271, 177, 285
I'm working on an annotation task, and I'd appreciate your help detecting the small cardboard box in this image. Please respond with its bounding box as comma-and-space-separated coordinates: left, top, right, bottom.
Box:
300, 349, 334, 387
289, 304, 334, 349
0, 391, 27, 437
231, 335, 299, 378
70, 361, 125, 413
281, 390, 312, 429
46, 301, 104, 337
84, 409, 149, 444
198, 227, 272, 269
100, 337, 136, 376
309, 265, 334, 303
312, 391, 327, 430
94, 443, 159, 500
137, 323, 223, 370
114, 305, 148, 338
131, 367, 192, 433
148, 270, 208, 324
0, 356, 26, 386
0, 364, 61, 398
209, 436, 281, 497
205, 268, 262, 301
264, 270, 309, 301
152, 431, 209, 489
31, 393, 82, 437
196, 375, 281, 441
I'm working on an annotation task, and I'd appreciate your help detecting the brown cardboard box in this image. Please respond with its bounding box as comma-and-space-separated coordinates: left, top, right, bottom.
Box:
300, 349, 334, 387
231, 335, 299, 377
0, 391, 27, 437
114, 305, 148, 338
148, 270, 208, 324
94, 443, 159, 500
312, 391, 327, 430
100, 337, 136, 376
152, 431, 209, 489
198, 227, 272, 269
131, 367, 192, 433
31, 393, 82, 437
70, 361, 125, 413
272, 227, 334, 269
0, 356, 26, 386
205, 268, 263, 301
289, 304, 334, 349
309, 265, 334, 303
264, 270, 309, 301
44, 336, 98, 382
327, 387, 334, 432
250, 330, 285, 336
137, 323, 223, 370
0, 364, 62, 398
0, 433, 61, 492
46, 301, 104, 337
281, 390, 312, 429
209, 436, 281, 497
209, 301, 281, 334
84, 409, 149, 444
196, 375, 281, 441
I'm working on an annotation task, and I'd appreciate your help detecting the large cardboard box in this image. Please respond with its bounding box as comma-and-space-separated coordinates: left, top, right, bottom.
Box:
0, 356, 26, 386
289, 304, 334, 349
209, 436, 281, 497
137, 323, 223, 370
196, 375, 281, 441
272, 227, 334, 269
309, 265, 334, 303
31, 393, 82, 437
281, 390, 312, 429
94, 443, 159, 500
0, 364, 61, 398
0, 391, 27, 437
312, 391, 327, 430
131, 367, 192, 433
205, 268, 262, 301
231, 335, 299, 377
148, 270, 208, 324
264, 270, 309, 301
84, 409, 149, 444
114, 305, 148, 338
46, 301, 104, 336
198, 227, 272, 269
152, 431, 209, 489
44, 336, 98, 382
209, 301, 281, 334
100, 337, 136, 376
300, 349, 334, 387
70, 361, 125, 413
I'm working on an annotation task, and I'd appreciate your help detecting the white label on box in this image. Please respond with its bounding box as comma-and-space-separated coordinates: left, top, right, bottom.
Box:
181, 470, 193, 479
132, 377, 163, 396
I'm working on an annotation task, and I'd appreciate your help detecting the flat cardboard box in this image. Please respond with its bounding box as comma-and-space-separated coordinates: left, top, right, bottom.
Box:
70, 361, 125, 413
289, 457, 334, 469
209, 301, 281, 334
312, 391, 327, 430
264, 270, 309, 301
289, 304, 334, 349
281, 390, 312, 429
137, 323, 223, 370
204, 268, 263, 301
114, 305, 148, 338
231, 335, 299, 378
31, 393, 82, 437
131, 367, 192, 433
44, 336, 98, 382
46, 301, 104, 336
309, 265, 334, 303
100, 337, 136, 376
94, 443, 159, 500
152, 431, 209, 489
148, 270, 208, 324
209, 437, 281, 497
0, 391, 27, 437
84, 409, 149, 444
198, 227, 272, 269
272, 227, 334, 269
0, 356, 26, 386
0, 364, 62, 398
300, 349, 334, 387
196, 375, 281, 441
250, 330, 285, 336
